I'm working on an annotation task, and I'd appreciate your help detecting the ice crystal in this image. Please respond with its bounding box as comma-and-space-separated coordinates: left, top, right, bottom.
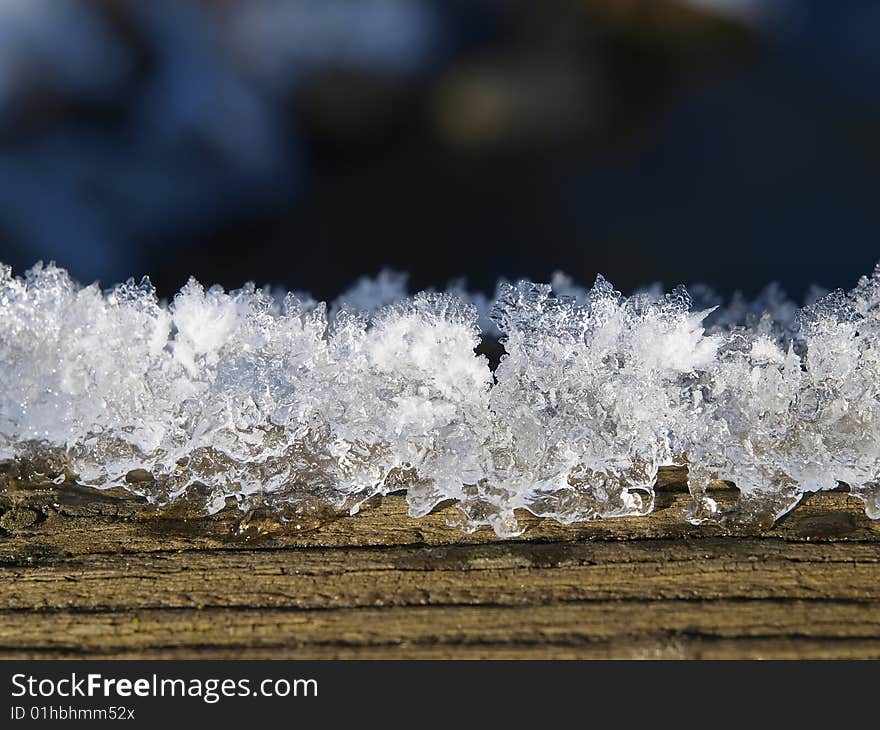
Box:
481, 278, 719, 535
2, 260, 879, 535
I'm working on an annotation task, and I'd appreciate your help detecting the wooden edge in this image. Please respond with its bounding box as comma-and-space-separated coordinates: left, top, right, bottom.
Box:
1, 466, 878, 559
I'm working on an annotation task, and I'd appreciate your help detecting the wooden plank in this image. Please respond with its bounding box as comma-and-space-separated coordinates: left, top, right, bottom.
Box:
3, 539, 880, 611
1, 478, 878, 562
2, 602, 880, 660
2, 467, 880, 658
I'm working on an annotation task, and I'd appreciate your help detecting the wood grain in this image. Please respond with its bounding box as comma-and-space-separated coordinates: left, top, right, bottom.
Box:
2, 466, 879, 659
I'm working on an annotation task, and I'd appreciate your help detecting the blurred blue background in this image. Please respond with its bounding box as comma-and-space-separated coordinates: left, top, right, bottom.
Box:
0, 0, 878, 300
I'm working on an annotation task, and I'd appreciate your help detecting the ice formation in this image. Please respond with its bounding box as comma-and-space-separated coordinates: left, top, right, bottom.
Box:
481, 278, 719, 533
2, 261, 880, 536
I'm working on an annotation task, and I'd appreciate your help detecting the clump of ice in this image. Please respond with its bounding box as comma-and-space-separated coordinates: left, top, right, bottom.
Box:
796, 268, 880, 520
0, 262, 492, 520
2, 260, 878, 535
479, 278, 719, 535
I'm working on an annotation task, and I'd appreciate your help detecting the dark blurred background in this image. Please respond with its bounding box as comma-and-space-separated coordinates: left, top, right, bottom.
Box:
0, 0, 878, 301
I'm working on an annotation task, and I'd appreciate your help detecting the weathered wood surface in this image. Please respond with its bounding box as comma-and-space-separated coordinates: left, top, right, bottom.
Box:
2, 467, 879, 659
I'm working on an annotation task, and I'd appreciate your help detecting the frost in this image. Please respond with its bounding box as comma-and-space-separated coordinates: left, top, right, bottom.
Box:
480, 278, 720, 535
2, 260, 880, 535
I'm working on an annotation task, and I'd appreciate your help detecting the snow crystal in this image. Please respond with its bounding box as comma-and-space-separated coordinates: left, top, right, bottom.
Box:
2, 260, 879, 535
